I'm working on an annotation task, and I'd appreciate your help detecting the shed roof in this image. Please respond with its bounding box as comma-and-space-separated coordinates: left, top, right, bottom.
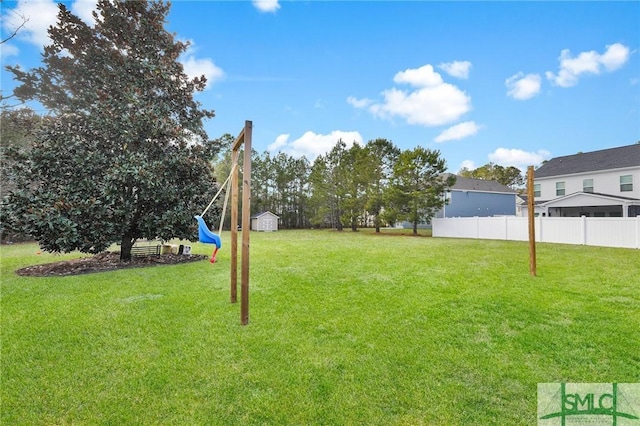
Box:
444, 174, 517, 194
251, 211, 279, 219
535, 143, 640, 178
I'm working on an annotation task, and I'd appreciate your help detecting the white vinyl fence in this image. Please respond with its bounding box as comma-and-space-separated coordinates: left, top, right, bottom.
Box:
432, 216, 640, 249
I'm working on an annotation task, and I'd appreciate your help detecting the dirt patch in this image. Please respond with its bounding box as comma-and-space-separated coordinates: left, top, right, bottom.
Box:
366, 231, 431, 237
16, 251, 208, 277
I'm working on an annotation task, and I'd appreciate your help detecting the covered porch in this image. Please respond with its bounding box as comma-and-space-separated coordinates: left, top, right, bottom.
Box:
542, 192, 640, 218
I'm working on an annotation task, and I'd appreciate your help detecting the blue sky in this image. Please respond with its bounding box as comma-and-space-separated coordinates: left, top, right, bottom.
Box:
2, 0, 639, 173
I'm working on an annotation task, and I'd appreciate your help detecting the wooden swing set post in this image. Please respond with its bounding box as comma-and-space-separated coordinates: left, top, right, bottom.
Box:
527, 165, 537, 277
231, 120, 252, 325
230, 150, 239, 304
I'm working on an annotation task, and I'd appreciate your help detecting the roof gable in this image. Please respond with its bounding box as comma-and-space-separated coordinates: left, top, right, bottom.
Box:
542, 191, 640, 208
251, 211, 279, 219
535, 143, 640, 178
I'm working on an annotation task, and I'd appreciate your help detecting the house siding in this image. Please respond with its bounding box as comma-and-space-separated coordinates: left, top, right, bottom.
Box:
535, 167, 640, 201
444, 191, 516, 217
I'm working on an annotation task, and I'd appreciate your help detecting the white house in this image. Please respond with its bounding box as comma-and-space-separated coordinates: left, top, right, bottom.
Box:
516, 195, 546, 217
531, 143, 640, 217
251, 211, 279, 231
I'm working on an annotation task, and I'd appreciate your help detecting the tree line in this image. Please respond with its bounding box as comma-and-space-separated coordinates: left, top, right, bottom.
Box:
0, 0, 519, 260
210, 136, 455, 234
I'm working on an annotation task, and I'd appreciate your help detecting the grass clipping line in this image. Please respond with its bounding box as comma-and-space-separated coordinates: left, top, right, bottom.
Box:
16, 251, 208, 277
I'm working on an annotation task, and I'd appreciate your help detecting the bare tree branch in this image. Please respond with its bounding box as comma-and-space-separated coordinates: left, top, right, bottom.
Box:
0, 2, 30, 45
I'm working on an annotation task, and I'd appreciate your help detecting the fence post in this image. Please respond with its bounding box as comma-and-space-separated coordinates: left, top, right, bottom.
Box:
581, 216, 587, 246
527, 166, 536, 276
636, 216, 640, 249
537, 216, 542, 243
504, 215, 508, 240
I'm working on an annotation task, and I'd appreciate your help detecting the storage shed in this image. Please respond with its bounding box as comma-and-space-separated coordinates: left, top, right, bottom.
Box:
251, 211, 279, 232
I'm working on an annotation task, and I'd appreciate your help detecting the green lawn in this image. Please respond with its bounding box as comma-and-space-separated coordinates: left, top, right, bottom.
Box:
1, 231, 639, 425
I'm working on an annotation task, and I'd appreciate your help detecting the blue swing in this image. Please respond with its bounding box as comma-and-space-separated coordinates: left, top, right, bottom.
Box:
196, 156, 237, 263
195, 215, 222, 249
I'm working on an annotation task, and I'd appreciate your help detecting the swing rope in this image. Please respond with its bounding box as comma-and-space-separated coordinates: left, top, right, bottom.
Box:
219, 170, 232, 235
200, 151, 240, 218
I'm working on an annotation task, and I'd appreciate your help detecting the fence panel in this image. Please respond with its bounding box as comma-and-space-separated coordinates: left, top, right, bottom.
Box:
584, 218, 638, 249
477, 217, 506, 240
539, 217, 583, 245
432, 216, 640, 249
432, 217, 478, 238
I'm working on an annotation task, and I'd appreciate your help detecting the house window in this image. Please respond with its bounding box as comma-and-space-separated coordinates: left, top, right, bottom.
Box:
533, 183, 541, 198
583, 178, 594, 193
620, 175, 633, 192
556, 181, 565, 196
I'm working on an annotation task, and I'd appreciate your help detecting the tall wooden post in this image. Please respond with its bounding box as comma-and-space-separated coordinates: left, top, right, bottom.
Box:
230, 121, 252, 325
241, 121, 252, 325
527, 166, 537, 277
230, 149, 239, 304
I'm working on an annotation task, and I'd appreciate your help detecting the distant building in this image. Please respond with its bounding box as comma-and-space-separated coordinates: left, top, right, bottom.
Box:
395, 174, 517, 228
251, 211, 279, 231
528, 143, 640, 217
435, 174, 517, 218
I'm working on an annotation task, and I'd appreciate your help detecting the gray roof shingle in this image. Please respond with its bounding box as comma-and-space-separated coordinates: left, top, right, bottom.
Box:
535, 143, 640, 178
444, 174, 517, 193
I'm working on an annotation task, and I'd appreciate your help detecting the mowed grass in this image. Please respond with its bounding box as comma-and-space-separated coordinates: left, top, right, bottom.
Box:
1, 230, 639, 425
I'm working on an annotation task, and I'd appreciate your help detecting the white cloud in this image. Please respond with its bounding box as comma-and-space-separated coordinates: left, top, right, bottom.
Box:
371, 84, 471, 126
267, 134, 290, 151
394, 64, 443, 87
354, 64, 471, 127
346, 96, 373, 109
71, 0, 97, 26
269, 130, 363, 160
2, 0, 59, 47
252, 0, 280, 13
488, 148, 551, 168
181, 56, 224, 89
438, 61, 472, 79
0, 43, 20, 59
458, 160, 476, 172
434, 121, 481, 143
546, 43, 630, 87
179, 43, 224, 89
505, 72, 541, 100
599, 43, 630, 71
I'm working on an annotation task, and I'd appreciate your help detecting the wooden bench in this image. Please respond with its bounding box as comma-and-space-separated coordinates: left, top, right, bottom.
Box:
130, 244, 161, 257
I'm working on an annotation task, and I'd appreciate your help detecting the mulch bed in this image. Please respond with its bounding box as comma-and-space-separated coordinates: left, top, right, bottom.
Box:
16, 251, 208, 277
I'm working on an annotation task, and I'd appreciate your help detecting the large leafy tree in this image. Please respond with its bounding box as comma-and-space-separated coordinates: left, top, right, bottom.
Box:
459, 162, 524, 188
390, 147, 455, 235
3, 0, 218, 261
0, 108, 44, 240
0, 108, 42, 153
